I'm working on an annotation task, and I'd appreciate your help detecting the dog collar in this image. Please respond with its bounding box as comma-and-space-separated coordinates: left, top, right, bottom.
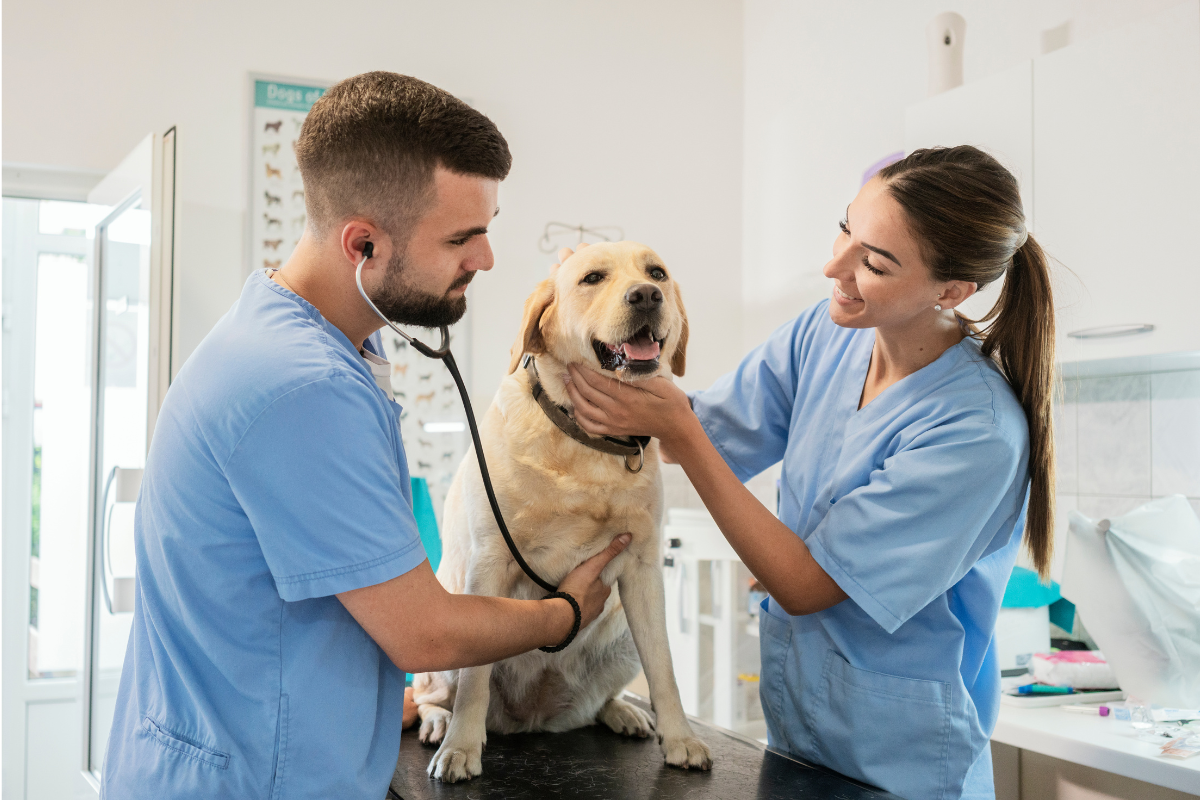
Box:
523, 355, 649, 474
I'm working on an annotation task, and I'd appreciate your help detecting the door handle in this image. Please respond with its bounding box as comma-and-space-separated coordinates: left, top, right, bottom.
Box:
100, 466, 142, 614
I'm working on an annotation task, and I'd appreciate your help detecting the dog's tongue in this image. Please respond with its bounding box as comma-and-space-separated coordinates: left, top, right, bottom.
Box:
621, 334, 661, 361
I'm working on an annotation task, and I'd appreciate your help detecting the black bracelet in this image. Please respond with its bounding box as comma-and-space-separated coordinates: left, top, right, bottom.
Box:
538, 591, 581, 653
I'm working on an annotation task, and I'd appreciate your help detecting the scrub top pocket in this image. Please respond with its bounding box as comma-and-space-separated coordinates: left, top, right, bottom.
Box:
816, 650, 953, 800
757, 601, 792, 746
141, 716, 230, 770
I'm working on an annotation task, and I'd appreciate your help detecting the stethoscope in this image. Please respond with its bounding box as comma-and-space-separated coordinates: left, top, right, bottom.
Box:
353, 242, 558, 594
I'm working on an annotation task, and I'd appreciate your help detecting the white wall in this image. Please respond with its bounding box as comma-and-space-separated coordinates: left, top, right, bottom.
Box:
3, 0, 744, 404
14, 2, 1179, 401
741, 0, 1182, 350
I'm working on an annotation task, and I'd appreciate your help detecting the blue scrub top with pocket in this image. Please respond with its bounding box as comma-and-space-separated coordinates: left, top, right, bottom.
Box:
101, 271, 428, 798
692, 300, 1030, 800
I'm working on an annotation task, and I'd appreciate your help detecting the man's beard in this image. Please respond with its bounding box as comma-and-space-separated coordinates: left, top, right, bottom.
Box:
370, 249, 472, 329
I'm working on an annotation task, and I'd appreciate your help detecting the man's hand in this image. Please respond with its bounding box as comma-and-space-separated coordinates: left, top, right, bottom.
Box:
555, 242, 587, 267
339, 532, 633, 673
555, 533, 632, 633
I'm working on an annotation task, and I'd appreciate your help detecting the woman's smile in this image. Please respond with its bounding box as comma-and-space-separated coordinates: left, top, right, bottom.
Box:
833, 283, 862, 305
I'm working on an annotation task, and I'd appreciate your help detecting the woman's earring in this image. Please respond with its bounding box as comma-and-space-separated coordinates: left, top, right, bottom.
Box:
934, 303, 943, 311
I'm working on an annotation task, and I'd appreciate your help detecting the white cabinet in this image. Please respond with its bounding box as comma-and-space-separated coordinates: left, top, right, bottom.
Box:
905, 60, 1032, 326
662, 509, 765, 740
1035, 0, 1200, 362
904, 1, 1200, 363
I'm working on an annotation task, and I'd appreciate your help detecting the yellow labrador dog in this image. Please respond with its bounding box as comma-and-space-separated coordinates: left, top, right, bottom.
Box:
412, 241, 712, 782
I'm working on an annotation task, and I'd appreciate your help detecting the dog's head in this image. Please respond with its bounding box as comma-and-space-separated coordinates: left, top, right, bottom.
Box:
507, 242, 688, 379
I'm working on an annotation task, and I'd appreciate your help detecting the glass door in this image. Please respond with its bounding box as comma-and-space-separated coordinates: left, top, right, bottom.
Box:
84, 192, 152, 775
2, 196, 111, 800
77, 128, 177, 794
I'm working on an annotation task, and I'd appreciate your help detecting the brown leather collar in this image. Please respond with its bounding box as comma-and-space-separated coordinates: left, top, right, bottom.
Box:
523, 355, 649, 473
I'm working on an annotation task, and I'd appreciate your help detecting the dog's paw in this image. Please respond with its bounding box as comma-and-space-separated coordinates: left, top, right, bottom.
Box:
661, 735, 713, 771
426, 736, 484, 783
417, 706, 452, 746
598, 697, 655, 738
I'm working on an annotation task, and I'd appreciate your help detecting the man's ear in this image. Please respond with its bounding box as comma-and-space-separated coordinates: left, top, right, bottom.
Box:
669, 286, 689, 377
340, 220, 383, 267
508, 278, 556, 374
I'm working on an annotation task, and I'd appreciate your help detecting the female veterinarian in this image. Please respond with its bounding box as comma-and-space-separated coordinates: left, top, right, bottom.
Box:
566, 146, 1055, 800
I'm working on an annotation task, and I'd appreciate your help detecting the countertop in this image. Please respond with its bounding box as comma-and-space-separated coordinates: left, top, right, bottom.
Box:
389, 693, 899, 799
993, 704, 1200, 795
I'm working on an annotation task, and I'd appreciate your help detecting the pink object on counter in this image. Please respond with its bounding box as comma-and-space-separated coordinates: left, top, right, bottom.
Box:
1037, 651, 1106, 664
1032, 651, 1119, 689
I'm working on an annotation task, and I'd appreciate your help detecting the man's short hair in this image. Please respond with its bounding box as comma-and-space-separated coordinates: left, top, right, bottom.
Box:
295, 71, 511, 243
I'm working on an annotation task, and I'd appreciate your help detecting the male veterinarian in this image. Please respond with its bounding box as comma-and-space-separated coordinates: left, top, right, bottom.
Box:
101, 72, 630, 798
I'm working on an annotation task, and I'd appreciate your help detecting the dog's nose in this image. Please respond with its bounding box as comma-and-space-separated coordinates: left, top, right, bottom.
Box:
625, 284, 663, 311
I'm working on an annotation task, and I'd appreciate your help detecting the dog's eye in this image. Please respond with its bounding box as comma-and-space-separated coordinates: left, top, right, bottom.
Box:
648, 267, 667, 281
581, 272, 604, 285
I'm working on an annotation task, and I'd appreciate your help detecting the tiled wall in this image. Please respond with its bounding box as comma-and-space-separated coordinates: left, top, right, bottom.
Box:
1050, 368, 1200, 580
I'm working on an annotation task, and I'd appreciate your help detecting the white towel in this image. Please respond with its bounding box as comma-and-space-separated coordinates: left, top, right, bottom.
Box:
1031, 651, 1117, 689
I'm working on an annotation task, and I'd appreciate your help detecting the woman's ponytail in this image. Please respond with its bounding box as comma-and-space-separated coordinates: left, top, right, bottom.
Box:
879, 146, 1058, 579
980, 236, 1056, 578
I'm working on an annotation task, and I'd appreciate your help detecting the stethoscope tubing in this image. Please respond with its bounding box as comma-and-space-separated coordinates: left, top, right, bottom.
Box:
354, 256, 557, 593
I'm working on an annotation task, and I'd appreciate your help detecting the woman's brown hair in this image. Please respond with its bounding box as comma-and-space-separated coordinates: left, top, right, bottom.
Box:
878, 146, 1056, 579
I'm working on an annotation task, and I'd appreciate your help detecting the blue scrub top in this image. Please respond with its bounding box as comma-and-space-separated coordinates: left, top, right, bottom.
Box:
693, 300, 1029, 800
102, 271, 428, 798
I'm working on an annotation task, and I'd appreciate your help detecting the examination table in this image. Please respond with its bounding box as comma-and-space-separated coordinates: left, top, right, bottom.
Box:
390, 694, 900, 799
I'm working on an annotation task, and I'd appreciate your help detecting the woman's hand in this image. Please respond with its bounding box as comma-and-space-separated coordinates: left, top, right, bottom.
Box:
564, 364, 697, 453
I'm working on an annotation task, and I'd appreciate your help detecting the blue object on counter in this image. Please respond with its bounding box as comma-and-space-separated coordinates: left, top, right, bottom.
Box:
1018, 684, 1074, 695
1048, 597, 1076, 633
1001, 566, 1061, 607
1001, 566, 1075, 633
411, 476, 441, 573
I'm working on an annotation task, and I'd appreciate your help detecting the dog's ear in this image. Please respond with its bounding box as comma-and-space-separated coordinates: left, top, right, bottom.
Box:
508, 278, 556, 374
669, 285, 689, 377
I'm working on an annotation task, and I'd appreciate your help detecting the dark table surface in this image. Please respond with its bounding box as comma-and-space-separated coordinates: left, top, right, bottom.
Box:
390, 694, 900, 800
